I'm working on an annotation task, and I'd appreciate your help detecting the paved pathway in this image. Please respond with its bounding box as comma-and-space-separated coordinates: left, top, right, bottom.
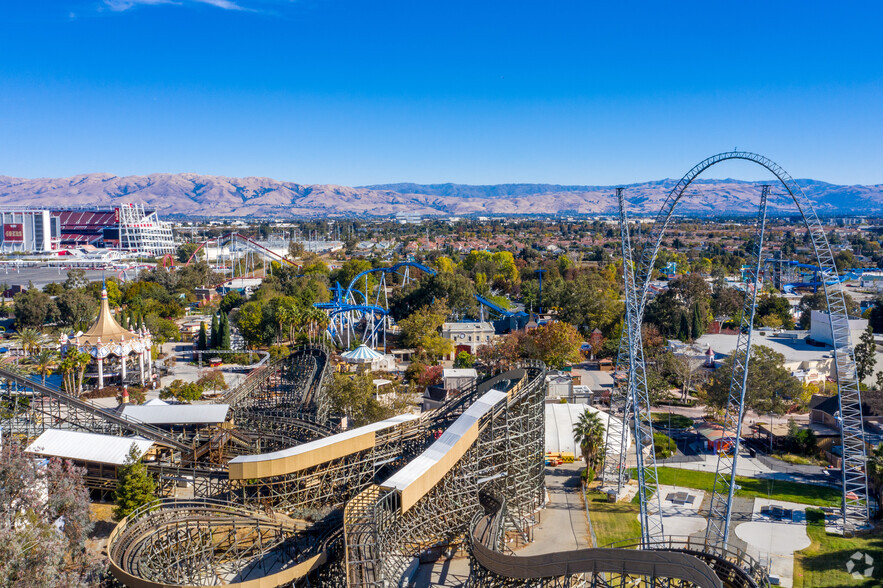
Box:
407, 464, 590, 586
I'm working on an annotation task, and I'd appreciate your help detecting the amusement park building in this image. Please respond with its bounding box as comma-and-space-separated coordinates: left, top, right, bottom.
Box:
441, 321, 495, 360
60, 287, 155, 389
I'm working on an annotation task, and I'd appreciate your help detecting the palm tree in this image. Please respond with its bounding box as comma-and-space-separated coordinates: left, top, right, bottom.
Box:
573, 409, 606, 474
60, 350, 91, 396
14, 327, 43, 356
31, 349, 58, 385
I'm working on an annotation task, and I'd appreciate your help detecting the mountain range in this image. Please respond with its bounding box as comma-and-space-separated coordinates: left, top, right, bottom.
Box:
0, 173, 881, 218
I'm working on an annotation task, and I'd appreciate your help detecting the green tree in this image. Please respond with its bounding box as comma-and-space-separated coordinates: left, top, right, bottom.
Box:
854, 324, 877, 383
389, 272, 477, 321
13, 288, 57, 329
59, 350, 92, 396
572, 409, 606, 473
220, 290, 244, 314
13, 327, 43, 355
31, 348, 57, 385
210, 314, 220, 349
327, 372, 376, 425
755, 293, 794, 329
42, 281, 64, 296
197, 322, 208, 351
555, 268, 623, 337
159, 379, 204, 402
63, 269, 89, 290
145, 315, 181, 345
56, 288, 98, 330
397, 302, 453, 360
220, 311, 232, 350
690, 302, 703, 340
114, 444, 157, 520
176, 242, 203, 263
120, 309, 129, 329
454, 351, 474, 368
526, 321, 583, 369
703, 346, 801, 414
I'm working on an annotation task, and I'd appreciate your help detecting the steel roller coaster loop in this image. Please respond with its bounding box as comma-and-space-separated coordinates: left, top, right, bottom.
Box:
603, 152, 869, 548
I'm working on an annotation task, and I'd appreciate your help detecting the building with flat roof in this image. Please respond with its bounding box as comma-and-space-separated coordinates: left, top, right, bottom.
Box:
0, 209, 58, 253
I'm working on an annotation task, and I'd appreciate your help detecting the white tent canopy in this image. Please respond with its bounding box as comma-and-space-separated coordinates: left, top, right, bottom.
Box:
341, 344, 384, 363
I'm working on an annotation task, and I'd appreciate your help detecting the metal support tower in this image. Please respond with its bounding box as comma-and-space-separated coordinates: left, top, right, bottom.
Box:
705, 185, 770, 548
600, 329, 633, 492
616, 188, 664, 545
612, 152, 868, 532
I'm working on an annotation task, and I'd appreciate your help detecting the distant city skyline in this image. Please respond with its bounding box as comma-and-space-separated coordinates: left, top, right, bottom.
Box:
2, 2, 882, 186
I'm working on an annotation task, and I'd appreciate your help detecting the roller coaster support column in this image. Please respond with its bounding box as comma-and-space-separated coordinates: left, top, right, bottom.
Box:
617, 188, 664, 545
706, 185, 770, 549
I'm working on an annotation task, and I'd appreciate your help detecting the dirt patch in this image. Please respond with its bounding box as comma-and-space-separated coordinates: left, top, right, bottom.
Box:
87, 503, 117, 560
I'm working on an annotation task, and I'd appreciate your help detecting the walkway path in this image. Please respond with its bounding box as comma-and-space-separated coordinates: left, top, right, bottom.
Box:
407, 463, 591, 586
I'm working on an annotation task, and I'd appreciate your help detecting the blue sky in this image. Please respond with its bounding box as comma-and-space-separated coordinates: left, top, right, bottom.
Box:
2, 1, 882, 185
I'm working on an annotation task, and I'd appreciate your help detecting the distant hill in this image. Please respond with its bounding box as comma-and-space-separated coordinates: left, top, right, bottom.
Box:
0, 174, 881, 218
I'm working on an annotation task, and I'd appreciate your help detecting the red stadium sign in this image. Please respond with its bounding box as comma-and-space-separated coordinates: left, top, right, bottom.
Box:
3, 224, 23, 242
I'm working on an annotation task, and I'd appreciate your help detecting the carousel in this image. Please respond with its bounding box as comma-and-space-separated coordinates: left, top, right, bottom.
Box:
60, 286, 154, 389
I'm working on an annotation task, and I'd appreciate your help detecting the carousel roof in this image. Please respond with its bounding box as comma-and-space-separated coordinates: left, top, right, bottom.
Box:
77, 287, 139, 347
341, 344, 384, 363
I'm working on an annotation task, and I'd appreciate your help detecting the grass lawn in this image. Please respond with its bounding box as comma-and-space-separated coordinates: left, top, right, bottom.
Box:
651, 412, 694, 429
641, 467, 841, 507
793, 509, 883, 587
584, 489, 642, 547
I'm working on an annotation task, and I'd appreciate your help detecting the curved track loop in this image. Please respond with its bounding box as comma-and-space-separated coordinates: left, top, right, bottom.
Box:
469, 492, 760, 588
107, 498, 329, 587
602, 151, 869, 534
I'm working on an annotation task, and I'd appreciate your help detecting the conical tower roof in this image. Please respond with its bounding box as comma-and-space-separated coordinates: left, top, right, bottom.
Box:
78, 287, 138, 346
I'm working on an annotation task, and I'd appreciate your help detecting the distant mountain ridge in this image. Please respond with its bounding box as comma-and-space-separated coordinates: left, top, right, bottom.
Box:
0, 173, 881, 218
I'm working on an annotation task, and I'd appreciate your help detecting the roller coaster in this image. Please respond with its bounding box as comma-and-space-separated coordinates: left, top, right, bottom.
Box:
603, 151, 870, 556
4, 151, 861, 587
315, 261, 526, 349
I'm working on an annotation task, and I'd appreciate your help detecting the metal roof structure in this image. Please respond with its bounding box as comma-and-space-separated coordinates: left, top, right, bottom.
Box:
119, 403, 230, 425
545, 403, 626, 457
230, 413, 419, 467
25, 429, 153, 465
442, 368, 478, 379
382, 389, 506, 504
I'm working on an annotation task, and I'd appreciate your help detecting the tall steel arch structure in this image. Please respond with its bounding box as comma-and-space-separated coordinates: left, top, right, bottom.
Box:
609, 151, 869, 538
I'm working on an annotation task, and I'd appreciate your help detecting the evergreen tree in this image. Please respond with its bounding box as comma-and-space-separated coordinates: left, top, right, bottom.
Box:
855, 325, 877, 383
210, 314, 220, 349
120, 310, 128, 329
691, 302, 703, 341
678, 311, 691, 342
197, 322, 208, 351
220, 312, 232, 350
137, 313, 144, 331
114, 444, 156, 520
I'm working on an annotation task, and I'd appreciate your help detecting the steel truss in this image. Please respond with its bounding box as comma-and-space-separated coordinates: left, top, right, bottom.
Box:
343, 362, 546, 586
0, 366, 190, 453
607, 151, 869, 532
705, 186, 770, 547
617, 188, 664, 544
317, 261, 435, 349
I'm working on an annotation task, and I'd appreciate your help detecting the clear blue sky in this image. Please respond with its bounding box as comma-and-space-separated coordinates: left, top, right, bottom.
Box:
2, 1, 882, 186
